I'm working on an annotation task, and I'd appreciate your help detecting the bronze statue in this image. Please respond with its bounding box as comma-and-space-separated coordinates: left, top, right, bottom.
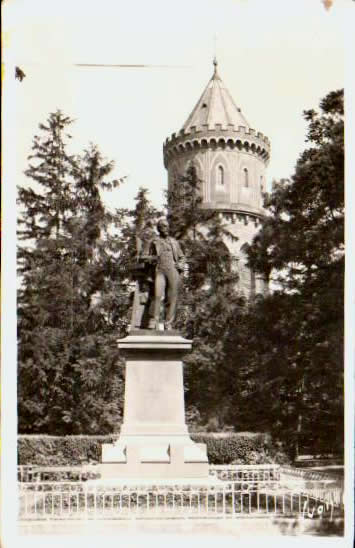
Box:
150, 218, 185, 330
129, 218, 185, 331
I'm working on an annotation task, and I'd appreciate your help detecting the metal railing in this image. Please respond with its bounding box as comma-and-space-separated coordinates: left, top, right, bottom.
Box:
18, 464, 281, 483
280, 466, 343, 484
17, 464, 343, 522
18, 481, 342, 521
18, 465, 100, 483
210, 464, 280, 482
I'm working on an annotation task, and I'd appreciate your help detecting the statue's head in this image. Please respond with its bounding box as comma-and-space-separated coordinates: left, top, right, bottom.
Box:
157, 218, 169, 237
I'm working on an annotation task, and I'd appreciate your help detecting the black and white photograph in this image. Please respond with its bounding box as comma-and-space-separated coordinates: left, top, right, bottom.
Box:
2, 0, 354, 546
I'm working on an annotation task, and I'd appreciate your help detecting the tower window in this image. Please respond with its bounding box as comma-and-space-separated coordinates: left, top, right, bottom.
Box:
243, 168, 249, 188
260, 176, 264, 191
217, 165, 225, 187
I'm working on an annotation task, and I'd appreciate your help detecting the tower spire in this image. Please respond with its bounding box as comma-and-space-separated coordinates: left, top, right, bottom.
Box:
163, 62, 271, 298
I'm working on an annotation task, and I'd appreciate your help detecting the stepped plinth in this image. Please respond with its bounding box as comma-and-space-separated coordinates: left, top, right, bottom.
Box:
100, 332, 209, 479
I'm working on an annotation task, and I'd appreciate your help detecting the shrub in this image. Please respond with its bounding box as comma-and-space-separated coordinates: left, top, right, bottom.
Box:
18, 433, 289, 466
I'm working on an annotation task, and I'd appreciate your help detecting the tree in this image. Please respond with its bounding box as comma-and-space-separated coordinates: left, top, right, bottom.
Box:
116, 186, 162, 273
166, 166, 245, 427
18, 111, 128, 434
239, 90, 344, 455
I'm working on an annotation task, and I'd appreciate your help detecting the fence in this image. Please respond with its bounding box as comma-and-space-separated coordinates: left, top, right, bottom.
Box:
17, 464, 344, 521
210, 464, 280, 482
19, 481, 342, 521
18, 465, 100, 483
280, 466, 343, 484
17, 464, 280, 483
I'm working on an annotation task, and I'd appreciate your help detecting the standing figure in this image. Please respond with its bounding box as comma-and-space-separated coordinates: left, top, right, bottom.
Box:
150, 218, 185, 330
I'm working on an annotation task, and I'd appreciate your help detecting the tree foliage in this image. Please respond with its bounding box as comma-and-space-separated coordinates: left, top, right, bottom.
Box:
239, 89, 344, 455
18, 111, 127, 434
167, 166, 244, 427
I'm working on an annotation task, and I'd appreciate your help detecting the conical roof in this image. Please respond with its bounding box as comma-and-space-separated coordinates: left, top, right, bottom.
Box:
182, 59, 250, 132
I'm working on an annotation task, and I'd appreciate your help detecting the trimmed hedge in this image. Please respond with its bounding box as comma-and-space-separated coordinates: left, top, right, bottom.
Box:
191, 433, 274, 465
18, 433, 290, 466
18, 435, 118, 466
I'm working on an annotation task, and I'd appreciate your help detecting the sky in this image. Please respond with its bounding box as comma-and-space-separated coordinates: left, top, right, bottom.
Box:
3, 0, 348, 213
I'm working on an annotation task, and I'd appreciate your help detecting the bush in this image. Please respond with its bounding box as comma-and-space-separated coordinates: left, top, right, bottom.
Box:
18, 433, 289, 466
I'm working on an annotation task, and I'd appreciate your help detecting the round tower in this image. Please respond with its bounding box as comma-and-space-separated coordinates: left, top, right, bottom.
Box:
163, 60, 271, 296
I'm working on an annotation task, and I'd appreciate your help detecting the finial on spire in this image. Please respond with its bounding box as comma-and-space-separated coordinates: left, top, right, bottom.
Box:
213, 33, 219, 77
213, 56, 218, 77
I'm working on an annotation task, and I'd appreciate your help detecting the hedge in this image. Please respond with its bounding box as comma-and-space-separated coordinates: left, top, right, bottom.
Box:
18, 435, 117, 466
18, 433, 290, 466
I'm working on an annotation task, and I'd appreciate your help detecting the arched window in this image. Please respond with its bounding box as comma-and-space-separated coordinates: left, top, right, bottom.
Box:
243, 168, 249, 188
260, 175, 264, 191
217, 165, 224, 187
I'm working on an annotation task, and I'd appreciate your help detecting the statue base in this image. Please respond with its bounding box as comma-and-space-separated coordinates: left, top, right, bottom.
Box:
100, 332, 209, 479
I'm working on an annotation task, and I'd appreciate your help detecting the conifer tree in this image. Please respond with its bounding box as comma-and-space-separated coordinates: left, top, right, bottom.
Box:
18, 111, 127, 434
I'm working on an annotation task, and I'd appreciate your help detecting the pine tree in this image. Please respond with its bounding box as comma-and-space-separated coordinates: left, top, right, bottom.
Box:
18, 111, 127, 434
117, 187, 162, 269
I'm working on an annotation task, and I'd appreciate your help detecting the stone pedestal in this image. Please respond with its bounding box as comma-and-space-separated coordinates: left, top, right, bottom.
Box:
100, 332, 209, 479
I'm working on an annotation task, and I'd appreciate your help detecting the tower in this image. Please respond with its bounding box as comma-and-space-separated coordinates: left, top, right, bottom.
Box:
163, 60, 271, 296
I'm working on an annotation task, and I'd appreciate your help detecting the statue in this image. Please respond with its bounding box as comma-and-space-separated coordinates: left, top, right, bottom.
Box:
150, 218, 185, 331
129, 218, 185, 331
